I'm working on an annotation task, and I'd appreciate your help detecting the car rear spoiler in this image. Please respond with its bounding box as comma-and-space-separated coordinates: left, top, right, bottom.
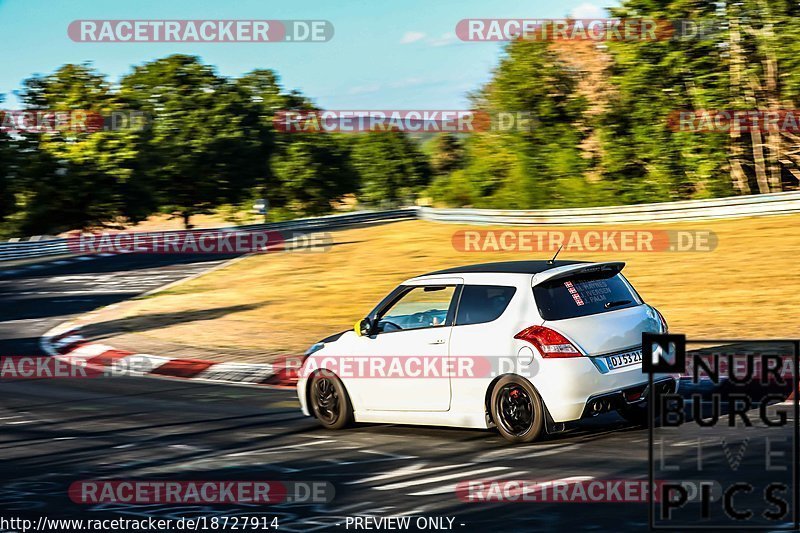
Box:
532, 262, 626, 286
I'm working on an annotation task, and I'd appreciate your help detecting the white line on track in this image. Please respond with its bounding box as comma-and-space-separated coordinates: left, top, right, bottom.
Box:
409, 469, 530, 496
348, 463, 462, 485
475, 442, 580, 462
228, 440, 338, 457
374, 466, 509, 491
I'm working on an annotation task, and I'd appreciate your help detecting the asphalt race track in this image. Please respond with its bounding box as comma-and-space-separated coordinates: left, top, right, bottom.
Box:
0, 254, 794, 531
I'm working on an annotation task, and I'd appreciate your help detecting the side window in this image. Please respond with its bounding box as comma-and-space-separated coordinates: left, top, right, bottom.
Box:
377, 285, 456, 333
455, 285, 516, 326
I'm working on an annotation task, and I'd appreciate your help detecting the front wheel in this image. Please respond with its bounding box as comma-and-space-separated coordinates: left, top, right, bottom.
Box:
490, 375, 545, 444
309, 372, 353, 430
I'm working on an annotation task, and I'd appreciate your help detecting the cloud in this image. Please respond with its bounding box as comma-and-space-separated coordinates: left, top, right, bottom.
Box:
400, 31, 426, 44
346, 83, 383, 95
570, 2, 608, 19
429, 32, 459, 47
388, 77, 426, 89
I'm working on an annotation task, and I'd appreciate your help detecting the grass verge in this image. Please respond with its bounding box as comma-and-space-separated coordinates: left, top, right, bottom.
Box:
92, 215, 800, 359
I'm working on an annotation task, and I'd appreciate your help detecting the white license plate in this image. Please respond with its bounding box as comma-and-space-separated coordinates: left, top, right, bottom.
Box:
606, 350, 643, 369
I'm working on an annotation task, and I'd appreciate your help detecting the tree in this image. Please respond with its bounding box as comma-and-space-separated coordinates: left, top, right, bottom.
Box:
604, 0, 800, 197
119, 55, 264, 228
351, 131, 431, 206
235, 69, 315, 213
429, 133, 466, 176
0, 106, 16, 224
272, 133, 355, 214
16, 64, 132, 233
430, 39, 600, 208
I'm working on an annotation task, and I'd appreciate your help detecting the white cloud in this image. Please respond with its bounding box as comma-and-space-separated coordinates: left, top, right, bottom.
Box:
400, 31, 426, 44
388, 77, 426, 89
570, 2, 608, 19
429, 32, 459, 47
347, 83, 383, 95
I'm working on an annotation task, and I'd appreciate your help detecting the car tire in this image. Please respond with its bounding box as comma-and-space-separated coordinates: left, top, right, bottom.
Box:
490, 375, 545, 444
309, 372, 353, 430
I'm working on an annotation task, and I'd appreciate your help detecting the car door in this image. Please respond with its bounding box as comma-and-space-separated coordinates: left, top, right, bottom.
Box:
351, 279, 462, 412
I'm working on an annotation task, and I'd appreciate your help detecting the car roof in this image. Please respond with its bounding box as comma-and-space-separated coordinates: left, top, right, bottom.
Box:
424, 260, 589, 276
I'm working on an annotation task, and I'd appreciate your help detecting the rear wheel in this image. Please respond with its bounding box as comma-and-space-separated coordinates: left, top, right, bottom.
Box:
490, 375, 545, 444
309, 372, 353, 430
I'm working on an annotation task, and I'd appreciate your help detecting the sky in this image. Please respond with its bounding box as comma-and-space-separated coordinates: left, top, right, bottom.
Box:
0, 0, 617, 110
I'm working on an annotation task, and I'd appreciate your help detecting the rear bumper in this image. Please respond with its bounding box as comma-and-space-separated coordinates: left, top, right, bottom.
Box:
531, 354, 677, 422
580, 377, 676, 418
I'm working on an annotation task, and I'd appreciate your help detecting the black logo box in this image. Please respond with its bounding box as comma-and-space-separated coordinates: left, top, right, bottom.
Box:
645, 335, 800, 530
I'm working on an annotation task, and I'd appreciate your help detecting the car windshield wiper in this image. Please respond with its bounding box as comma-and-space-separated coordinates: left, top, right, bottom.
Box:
604, 299, 632, 309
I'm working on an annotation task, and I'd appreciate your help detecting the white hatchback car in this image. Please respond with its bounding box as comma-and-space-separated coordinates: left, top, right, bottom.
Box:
297, 260, 675, 443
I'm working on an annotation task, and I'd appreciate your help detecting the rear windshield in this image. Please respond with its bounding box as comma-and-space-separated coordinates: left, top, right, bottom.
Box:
533, 272, 640, 320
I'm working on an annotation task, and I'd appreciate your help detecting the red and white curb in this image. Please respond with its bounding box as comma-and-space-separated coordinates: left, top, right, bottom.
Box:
40, 321, 298, 389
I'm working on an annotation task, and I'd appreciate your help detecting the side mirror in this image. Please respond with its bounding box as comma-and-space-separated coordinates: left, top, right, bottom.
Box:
354, 317, 373, 337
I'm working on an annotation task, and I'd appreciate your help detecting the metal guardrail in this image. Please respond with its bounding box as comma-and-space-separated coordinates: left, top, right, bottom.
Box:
419, 190, 800, 225
2, 191, 799, 262
0, 208, 416, 263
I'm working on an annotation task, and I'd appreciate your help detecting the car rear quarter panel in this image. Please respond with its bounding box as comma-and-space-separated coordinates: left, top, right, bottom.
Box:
448, 274, 541, 417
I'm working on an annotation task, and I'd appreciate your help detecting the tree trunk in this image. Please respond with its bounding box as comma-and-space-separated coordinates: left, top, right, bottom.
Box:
728, 16, 751, 194
763, 51, 783, 192
757, 0, 785, 192
750, 128, 771, 194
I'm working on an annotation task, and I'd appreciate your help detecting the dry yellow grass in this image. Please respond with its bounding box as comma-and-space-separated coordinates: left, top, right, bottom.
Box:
97, 215, 800, 357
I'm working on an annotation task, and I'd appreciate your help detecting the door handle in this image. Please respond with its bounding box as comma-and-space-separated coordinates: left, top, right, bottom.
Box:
429, 339, 446, 345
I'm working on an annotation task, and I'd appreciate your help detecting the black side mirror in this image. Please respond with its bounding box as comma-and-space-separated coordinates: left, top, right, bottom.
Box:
355, 317, 373, 337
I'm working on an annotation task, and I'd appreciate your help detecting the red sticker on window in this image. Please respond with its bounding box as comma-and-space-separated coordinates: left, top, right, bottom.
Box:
565, 281, 585, 306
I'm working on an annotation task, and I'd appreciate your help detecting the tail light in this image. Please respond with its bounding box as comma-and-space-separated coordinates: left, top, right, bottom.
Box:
654, 308, 668, 333
514, 326, 582, 358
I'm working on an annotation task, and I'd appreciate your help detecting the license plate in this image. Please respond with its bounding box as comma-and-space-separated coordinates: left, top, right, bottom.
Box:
606, 350, 643, 369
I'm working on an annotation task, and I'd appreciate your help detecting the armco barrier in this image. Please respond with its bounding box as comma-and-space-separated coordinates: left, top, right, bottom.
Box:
2, 191, 800, 262
0, 208, 416, 263
419, 190, 800, 225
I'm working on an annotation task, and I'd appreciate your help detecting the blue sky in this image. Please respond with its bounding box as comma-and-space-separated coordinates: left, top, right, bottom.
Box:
0, 0, 616, 109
